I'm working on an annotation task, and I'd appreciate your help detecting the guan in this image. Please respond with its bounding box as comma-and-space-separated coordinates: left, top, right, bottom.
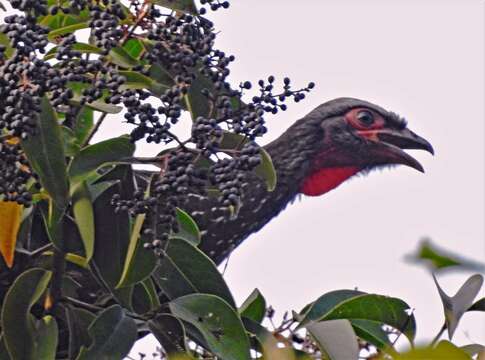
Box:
179, 97, 434, 264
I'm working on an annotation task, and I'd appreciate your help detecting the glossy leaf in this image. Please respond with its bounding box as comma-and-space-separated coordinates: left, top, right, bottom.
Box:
0, 201, 23, 268
299, 290, 416, 344
109, 47, 139, 68
44, 43, 102, 61
173, 208, 201, 245
34, 315, 59, 360
21, 97, 69, 209
154, 237, 235, 307
68, 136, 135, 194
123, 39, 145, 59
169, 294, 251, 360
91, 182, 133, 308
243, 318, 297, 359
350, 319, 395, 354
254, 148, 277, 192
152, 0, 198, 14
1, 268, 52, 360
148, 314, 188, 355
433, 273, 483, 339
66, 307, 96, 359
117, 212, 156, 288
77, 305, 137, 360
72, 182, 95, 261
47, 22, 90, 40
132, 278, 160, 314
219, 131, 248, 150
61, 126, 81, 156
239, 288, 266, 324
306, 319, 359, 360
73, 107, 94, 145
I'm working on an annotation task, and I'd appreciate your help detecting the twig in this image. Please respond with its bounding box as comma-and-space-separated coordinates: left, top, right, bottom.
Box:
82, 112, 108, 147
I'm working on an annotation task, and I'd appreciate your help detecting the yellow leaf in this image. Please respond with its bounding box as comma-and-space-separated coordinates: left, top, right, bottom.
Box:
0, 201, 23, 268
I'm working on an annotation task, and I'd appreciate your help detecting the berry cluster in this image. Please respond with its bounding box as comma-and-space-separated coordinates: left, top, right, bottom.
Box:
0, 139, 37, 206
0, 0, 315, 258
199, 0, 230, 15
191, 117, 223, 155
88, 1, 126, 55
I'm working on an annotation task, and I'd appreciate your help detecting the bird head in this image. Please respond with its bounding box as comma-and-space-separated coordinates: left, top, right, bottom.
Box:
270, 98, 434, 196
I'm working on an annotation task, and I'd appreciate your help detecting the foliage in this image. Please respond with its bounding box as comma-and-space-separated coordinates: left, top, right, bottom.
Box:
0, 0, 483, 359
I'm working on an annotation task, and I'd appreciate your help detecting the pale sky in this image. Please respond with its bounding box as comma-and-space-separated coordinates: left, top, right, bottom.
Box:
132, 1, 485, 355
3, 0, 484, 357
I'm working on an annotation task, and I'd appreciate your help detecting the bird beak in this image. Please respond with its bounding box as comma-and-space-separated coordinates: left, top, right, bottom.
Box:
358, 127, 434, 172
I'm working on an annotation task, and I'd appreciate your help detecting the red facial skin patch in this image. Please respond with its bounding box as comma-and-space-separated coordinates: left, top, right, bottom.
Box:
300, 167, 360, 196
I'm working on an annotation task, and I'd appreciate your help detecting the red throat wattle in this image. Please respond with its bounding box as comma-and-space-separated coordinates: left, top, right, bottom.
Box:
300, 167, 360, 196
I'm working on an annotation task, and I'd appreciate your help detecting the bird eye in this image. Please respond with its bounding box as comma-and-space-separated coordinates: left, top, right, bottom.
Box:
356, 110, 375, 126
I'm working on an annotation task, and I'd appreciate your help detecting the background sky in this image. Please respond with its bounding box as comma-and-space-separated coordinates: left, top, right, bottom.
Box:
129, 0, 485, 356
3, 0, 484, 357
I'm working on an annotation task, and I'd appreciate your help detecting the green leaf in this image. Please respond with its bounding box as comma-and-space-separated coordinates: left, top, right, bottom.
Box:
47, 22, 90, 40
91, 173, 133, 307
306, 319, 359, 360
350, 319, 395, 354
61, 126, 81, 156
116, 211, 156, 288
123, 39, 145, 59
254, 148, 277, 192
433, 273, 483, 339
1, 268, 52, 360
173, 208, 201, 245
152, 0, 198, 14
67, 83, 123, 114
119, 70, 153, 88
65, 307, 96, 359
73, 107, 94, 145
44, 43, 103, 61
72, 181, 95, 261
407, 239, 485, 271
21, 97, 69, 209
299, 290, 416, 345
119, 70, 170, 96
243, 318, 297, 359
109, 47, 140, 68
77, 305, 137, 360
0, 33, 14, 58
70, 96, 123, 114
68, 136, 135, 194
169, 294, 251, 360
394, 340, 471, 360
239, 288, 266, 324
148, 314, 188, 355
154, 237, 235, 307
132, 278, 161, 314
184, 74, 212, 119
219, 131, 249, 150
34, 315, 59, 360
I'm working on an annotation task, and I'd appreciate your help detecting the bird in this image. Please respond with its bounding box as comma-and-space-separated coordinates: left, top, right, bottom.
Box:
178, 97, 434, 265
